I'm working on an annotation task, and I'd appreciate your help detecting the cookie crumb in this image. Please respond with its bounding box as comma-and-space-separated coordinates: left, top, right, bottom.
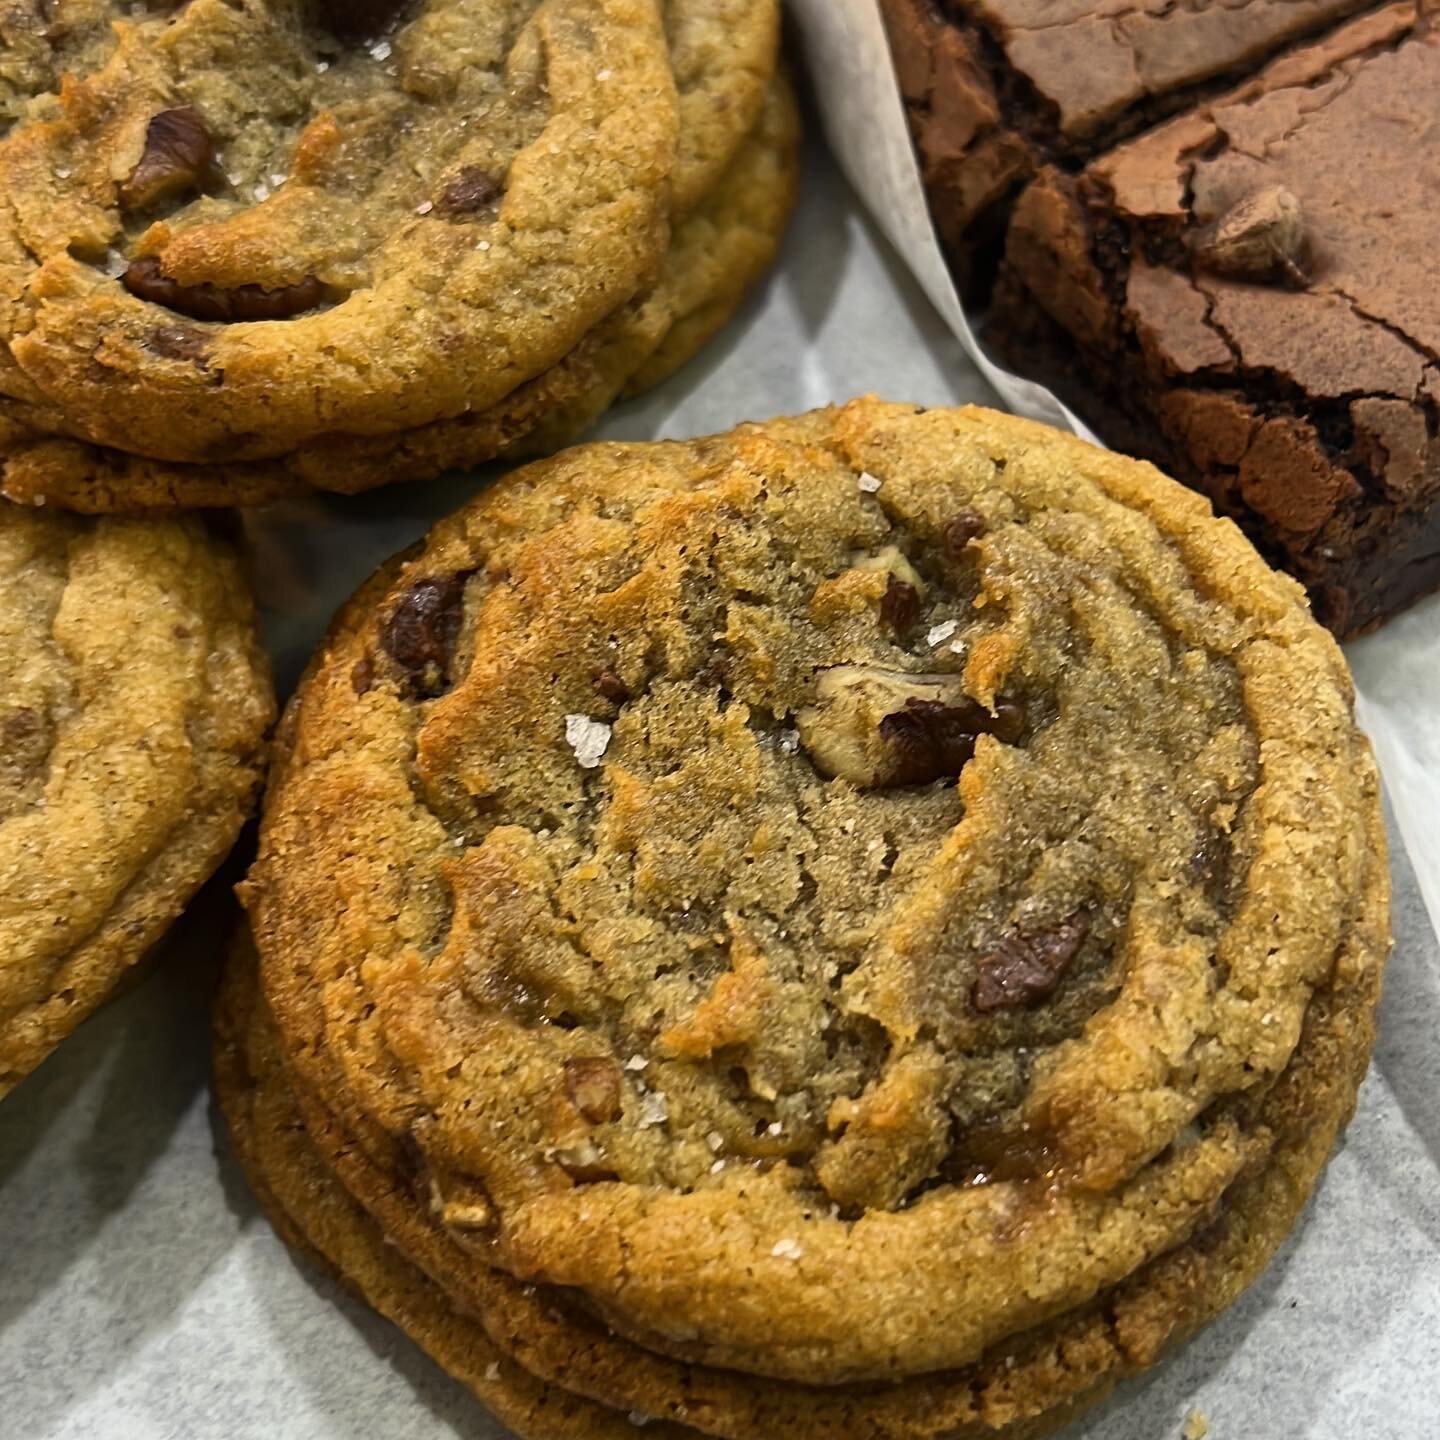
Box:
564, 714, 611, 769
771, 1237, 803, 1260
857, 471, 883, 493
927, 619, 958, 646
1182, 1410, 1209, 1440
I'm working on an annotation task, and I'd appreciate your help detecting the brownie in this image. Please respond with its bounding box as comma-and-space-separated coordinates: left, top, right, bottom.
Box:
988, 3, 1440, 637
879, 0, 1372, 300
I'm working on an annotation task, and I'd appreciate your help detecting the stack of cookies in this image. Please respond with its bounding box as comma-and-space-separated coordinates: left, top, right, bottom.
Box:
884, 0, 1440, 639
220, 399, 1389, 1440
0, 0, 796, 511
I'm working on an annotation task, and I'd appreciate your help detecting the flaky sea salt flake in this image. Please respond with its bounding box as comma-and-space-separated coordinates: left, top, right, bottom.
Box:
770, 1237, 802, 1260
857, 471, 883, 493
637, 1090, 669, 1127
927, 620, 958, 647
564, 714, 611, 769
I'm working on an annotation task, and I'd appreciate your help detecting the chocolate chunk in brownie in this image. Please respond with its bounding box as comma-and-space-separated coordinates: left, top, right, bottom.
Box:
879, 0, 1373, 302
988, 4, 1440, 637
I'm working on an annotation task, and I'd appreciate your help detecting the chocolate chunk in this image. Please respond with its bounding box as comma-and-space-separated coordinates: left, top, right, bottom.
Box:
971, 911, 1090, 1014
350, 655, 375, 696
877, 696, 1010, 785
593, 668, 629, 703
145, 324, 211, 364
796, 666, 1027, 788
562, 1057, 623, 1124
119, 107, 213, 211
941, 508, 985, 557
438, 166, 503, 216
311, 0, 408, 42
123, 256, 325, 321
1191, 185, 1307, 286
379, 571, 471, 696
879, 574, 921, 633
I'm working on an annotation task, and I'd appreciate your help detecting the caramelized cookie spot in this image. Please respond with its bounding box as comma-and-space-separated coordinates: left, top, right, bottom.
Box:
972, 911, 1090, 1014
123, 256, 324, 321
942, 508, 986, 556
119, 106, 213, 211
563, 1057, 623, 1124
438, 166, 503, 216
379, 571, 471, 696
350, 654, 375, 696
879, 574, 920, 634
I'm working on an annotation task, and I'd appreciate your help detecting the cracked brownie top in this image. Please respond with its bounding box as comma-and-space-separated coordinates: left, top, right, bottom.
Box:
880, 0, 1372, 294
997, 0, 1440, 634
245, 398, 1384, 1385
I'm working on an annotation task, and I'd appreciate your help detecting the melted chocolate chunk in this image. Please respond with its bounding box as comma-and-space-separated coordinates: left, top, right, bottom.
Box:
879, 574, 921, 634
311, 0, 408, 41
123, 256, 325, 321
941, 508, 986, 557
119, 107, 213, 211
971, 911, 1090, 1014
438, 166, 503, 216
593, 668, 629, 703
562, 1057, 623, 1124
379, 571, 471, 696
877, 695, 1025, 785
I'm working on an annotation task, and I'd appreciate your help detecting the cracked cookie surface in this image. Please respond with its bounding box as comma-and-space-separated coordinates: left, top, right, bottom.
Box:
242, 398, 1387, 1395
0, 498, 272, 1095
989, 1, 1440, 636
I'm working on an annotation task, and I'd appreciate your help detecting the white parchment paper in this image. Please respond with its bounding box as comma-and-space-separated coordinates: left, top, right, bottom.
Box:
0, 33, 1436, 1440
788, 0, 1440, 940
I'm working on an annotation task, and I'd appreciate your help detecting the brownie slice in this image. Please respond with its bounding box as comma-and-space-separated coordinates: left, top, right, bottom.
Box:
880, 0, 1373, 300
989, 2, 1440, 637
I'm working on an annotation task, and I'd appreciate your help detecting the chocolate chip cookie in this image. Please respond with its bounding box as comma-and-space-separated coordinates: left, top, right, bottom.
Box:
0, 0, 790, 510
0, 499, 272, 1096
229, 398, 1387, 1433
0, 67, 799, 510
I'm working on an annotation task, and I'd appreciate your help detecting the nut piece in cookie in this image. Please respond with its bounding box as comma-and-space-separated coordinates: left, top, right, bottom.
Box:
796, 665, 1022, 786
119, 107, 214, 211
